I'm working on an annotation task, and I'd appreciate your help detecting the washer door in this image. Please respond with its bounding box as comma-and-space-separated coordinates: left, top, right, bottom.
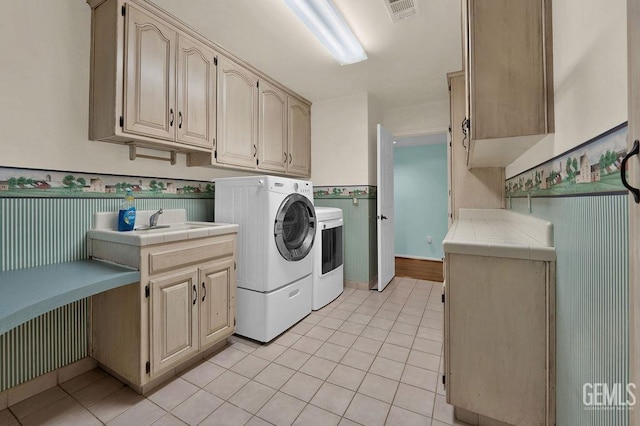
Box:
274, 194, 316, 261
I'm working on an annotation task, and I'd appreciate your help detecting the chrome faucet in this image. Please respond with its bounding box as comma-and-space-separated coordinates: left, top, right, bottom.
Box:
150, 208, 163, 227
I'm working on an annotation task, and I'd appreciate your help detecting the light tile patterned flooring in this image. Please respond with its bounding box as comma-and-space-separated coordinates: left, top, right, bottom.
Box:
0, 277, 465, 426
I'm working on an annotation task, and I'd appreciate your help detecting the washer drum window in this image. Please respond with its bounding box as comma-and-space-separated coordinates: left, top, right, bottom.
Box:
274, 193, 316, 261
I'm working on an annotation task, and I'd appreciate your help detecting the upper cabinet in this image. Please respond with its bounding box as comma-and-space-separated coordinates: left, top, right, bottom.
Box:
90, 2, 216, 153
258, 80, 288, 174
176, 35, 217, 148
287, 97, 312, 176
216, 56, 259, 169
463, 0, 554, 168
124, 6, 176, 141
189, 59, 312, 177
88, 0, 311, 177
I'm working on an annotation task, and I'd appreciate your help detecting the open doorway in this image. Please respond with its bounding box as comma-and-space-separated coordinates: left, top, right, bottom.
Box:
392, 132, 448, 282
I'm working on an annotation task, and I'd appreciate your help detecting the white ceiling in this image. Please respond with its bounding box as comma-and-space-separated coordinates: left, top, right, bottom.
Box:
150, 0, 462, 112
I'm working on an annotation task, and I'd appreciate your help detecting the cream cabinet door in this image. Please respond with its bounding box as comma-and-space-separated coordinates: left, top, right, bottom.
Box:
199, 259, 236, 348
258, 80, 287, 173
124, 5, 176, 141
217, 56, 258, 169
149, 269, 199, 375
287, 97, 311, 176
176, 35, 216, 148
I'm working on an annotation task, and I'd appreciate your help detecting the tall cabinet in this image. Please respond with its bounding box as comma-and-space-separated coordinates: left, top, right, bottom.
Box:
628, 1, 640, 425
447, 71, 504, 222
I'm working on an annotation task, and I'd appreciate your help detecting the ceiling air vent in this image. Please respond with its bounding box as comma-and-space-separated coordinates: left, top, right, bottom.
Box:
384, 0, 420, 23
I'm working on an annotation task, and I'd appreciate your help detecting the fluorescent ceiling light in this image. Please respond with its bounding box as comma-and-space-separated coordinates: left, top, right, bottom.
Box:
284, 0, 367, 65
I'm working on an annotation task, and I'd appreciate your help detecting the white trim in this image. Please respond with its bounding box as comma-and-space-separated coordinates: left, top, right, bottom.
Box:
395, 254, 443, 262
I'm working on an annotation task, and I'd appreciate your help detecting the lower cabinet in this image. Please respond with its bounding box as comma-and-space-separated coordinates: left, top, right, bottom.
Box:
91, 233, 237, 394
444, 253, 555, 426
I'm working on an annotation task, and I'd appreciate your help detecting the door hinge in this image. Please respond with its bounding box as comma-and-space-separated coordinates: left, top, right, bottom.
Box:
449, 213, 453, 218
214, 150, 217, 160
119, 116, 124, 128
234, 261, 236, 270
256, 159, 259, 166
145, 285, 149, 298
121, 5, 126, 16
214, 56, 218, 66
448, 125, 451, 134
257, 81, 259, 88
442, 374, 446, 385
145, 361, 150, 374
442, 294, 445, 303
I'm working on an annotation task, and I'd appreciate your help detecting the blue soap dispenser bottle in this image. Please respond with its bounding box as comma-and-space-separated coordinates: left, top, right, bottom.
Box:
118, 189, 136, 231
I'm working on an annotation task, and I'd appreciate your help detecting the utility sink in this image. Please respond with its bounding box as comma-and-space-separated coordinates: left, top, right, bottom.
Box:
88, 209, 238, 247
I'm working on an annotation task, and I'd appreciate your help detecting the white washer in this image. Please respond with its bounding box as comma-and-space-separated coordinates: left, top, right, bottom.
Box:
214, 176, 316, 342
313, 207, 344, 310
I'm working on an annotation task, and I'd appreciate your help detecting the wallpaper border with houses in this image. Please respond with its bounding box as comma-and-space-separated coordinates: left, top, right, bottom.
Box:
505, 122, 628, 198
0, 167, 213, 199
313, 185, 377, 199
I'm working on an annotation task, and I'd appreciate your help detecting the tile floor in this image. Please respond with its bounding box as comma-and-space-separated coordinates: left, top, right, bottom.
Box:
0, 277, 465, 426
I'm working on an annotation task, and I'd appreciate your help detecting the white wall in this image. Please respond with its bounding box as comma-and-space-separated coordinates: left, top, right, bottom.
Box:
368, 95, 384, 187
506, 0, 627, 178
0, 1, 252, 181
383, 99, 450, 138
311, 93, 370, 186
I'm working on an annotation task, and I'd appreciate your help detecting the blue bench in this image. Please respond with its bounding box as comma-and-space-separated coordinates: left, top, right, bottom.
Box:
0, 260, 140, 335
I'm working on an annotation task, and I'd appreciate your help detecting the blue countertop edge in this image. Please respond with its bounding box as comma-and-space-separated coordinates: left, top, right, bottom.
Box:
0, 259, 140, 336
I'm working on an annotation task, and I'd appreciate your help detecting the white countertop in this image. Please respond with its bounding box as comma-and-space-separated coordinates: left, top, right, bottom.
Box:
443, 209, 556, 261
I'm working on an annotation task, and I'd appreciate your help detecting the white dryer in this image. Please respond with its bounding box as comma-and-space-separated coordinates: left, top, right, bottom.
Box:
313, 207, 344, 310
214, 176, 316, 342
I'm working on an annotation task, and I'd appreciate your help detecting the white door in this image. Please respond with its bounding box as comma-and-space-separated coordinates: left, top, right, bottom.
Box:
377, 124, 395, 291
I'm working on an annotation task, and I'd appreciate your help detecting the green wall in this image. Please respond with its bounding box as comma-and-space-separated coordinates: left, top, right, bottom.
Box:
394, 143, 448, 260
510, 195, 628, 425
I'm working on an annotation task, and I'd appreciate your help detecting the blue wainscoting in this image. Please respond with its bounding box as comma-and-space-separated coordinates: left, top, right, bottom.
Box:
511, 194, 629, 425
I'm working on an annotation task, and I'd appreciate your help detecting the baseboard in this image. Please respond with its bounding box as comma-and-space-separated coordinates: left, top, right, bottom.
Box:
0, 356, 97, 409
344, 279, 370, 291
395, 256, 444, 282
396, 254, 443, 262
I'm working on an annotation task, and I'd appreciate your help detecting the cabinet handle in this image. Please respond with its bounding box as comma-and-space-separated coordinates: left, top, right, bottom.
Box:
461, 118, 468, 149
170, 109, 174, 127
289, 153, 292, 164
202, 282, 206, 302
621, 139, 640, 203
192, 284, 197, 305
178, 112, 183, 129
253, 145, 257, 157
